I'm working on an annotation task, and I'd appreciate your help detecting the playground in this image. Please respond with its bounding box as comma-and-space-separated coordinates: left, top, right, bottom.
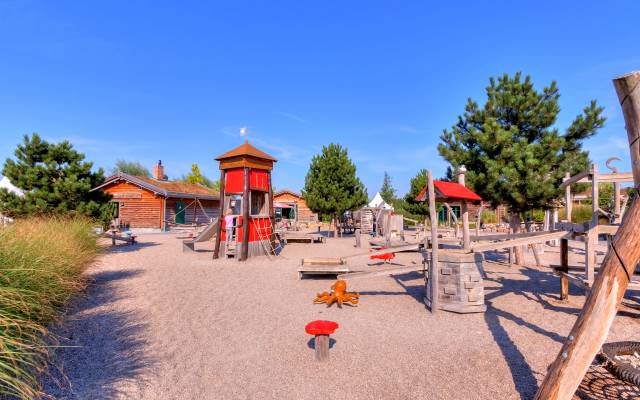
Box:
43, 231, 640, 399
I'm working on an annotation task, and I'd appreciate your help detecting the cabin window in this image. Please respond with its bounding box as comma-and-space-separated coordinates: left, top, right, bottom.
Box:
250, 192, 268, 216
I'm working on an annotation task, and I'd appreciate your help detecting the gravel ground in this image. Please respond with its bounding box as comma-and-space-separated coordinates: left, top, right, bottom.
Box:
42, 233, 640, 399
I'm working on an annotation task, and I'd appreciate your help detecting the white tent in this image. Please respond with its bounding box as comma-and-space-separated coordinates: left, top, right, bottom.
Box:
0, 176, 24, 197
368, 192, 393, 210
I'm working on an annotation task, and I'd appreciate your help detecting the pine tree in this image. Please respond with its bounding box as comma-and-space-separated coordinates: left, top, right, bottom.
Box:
302, 143, 368, 234
0, 133, 112, 222
112, 160, 151, 177
438, 73, 605, 263
379, 172, 396, 204
403, 169, 430, 218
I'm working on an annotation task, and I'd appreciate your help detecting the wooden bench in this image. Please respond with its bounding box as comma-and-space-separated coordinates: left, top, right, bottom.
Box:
284, 233, 326, 244
298, 258, 348, 279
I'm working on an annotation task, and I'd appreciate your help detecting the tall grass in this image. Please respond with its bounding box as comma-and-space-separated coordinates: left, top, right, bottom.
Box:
0, 217, 99, 399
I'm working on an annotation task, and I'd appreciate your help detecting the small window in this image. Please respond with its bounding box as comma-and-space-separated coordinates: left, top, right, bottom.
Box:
227, 195, 242, 215
251, 192, 268, 216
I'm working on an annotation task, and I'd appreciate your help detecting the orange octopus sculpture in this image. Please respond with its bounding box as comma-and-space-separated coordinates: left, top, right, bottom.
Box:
313, 280, 359, 308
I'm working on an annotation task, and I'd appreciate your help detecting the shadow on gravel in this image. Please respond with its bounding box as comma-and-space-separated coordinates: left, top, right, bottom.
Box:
104, 241, 160, 254
42, 269, 154, 399
307, 337, 336, 349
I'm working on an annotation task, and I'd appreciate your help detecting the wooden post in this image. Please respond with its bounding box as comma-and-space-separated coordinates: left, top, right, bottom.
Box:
314, 334, 330, 361
585, 163, 598, 284
267, 172, 275, 255
427, 170, 439, 314
475, 204, 485, 237
564, 172, 572, 222
355, 228, 361, 247
213, 170, 226, 259
613, 71, 640, 184
240, 167, 250, 261
559, 238, 569, 301
534, 71, 640, 400
458, 166, 470, 251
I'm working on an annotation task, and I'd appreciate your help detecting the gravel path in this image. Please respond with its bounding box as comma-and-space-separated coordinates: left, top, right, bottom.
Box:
43, 233, 640, 399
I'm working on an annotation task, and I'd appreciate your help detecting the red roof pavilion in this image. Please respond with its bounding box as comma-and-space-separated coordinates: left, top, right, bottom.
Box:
415, 180, 482, 203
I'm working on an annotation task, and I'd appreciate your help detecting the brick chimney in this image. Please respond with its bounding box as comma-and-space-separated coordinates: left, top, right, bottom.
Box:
153, 160, 166, 180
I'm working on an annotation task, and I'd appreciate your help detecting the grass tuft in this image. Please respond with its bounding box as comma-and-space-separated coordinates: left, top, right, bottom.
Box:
0, 216, 99, 399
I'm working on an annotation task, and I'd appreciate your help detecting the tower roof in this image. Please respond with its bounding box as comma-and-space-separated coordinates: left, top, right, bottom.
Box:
215, 141, 277, 162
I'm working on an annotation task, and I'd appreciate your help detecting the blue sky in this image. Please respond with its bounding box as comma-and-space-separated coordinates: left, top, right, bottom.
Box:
1, 1, 639, 197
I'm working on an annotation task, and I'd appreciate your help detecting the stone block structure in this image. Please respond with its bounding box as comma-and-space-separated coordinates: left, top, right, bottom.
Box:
424, 251, 486, 313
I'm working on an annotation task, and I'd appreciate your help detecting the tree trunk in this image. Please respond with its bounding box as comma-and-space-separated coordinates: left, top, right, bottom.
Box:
509, 213, 524, 265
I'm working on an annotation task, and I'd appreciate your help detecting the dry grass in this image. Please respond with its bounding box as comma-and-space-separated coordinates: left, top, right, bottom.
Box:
0, 217, 99, 399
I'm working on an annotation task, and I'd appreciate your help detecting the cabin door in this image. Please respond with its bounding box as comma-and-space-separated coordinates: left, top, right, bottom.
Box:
175, 201, 185, 224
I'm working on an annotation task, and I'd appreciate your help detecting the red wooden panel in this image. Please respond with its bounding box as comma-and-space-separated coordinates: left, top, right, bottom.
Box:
225, 168, 245, 193
249, 169, 269, 191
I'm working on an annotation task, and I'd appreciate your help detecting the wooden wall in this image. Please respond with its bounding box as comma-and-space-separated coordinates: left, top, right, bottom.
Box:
165, 198, 220, 226
103, 182, 163, 229
273, 193, 317, 221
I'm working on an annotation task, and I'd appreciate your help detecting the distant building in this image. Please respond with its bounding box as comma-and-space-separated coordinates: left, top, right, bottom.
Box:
92, 161, 220, 232
273, 189, 317, 223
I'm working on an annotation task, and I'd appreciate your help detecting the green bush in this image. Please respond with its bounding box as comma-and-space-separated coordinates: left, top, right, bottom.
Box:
480, 210, 498, 224
0, 217, 99, 399
558, 204, 592, 223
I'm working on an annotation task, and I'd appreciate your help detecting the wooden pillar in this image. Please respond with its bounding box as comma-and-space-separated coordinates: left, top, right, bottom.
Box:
427, 170, 439, 314
585, 164, 598, 284
213, 170, 226, 259
614, 181, 621, 222
314, 334, 330, 361
267, 172, 275, 255
458, 165, 470, 251
559, 238, 569, 301
240, 167, 250, 261
475, 204, 484, 236
564, 172, 572, 222
614, 71, 640, 184
534, 71, 640, 400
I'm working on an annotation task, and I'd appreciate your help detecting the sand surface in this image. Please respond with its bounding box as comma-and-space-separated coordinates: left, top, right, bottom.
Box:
43, 232, 640, 399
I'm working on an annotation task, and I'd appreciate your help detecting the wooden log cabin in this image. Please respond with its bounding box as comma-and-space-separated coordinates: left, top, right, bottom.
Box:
92, 161, 220, 232
273, 189, 318, 223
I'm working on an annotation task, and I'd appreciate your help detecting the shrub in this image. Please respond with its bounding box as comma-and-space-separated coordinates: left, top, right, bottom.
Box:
558, 204, 592, 224
0, 217, 99, 399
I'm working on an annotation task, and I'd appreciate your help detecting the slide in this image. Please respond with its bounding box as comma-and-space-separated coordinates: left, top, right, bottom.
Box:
183, 217, 219, 252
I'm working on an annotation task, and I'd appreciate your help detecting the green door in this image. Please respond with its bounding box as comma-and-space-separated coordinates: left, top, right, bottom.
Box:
175, 201, 185, 224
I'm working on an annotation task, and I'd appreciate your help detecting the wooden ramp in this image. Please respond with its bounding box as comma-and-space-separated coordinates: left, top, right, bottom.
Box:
284, 232, 326, 244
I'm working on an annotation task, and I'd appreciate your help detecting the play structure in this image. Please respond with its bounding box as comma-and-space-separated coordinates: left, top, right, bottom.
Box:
313, 280, 359, 307
305, 320, 339, 361
533, 71, 640, 399
212, 141, 277, 261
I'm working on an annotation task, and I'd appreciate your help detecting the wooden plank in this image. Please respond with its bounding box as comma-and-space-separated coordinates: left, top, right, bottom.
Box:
341, 265, 424, 280
469, 231, 568, 253
470, 230, 557, 242
341, 243, 420, 260
301, 257, 345, 266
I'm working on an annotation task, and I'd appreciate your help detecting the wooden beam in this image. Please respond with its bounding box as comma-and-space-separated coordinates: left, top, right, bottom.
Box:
596, 172, 635, 183
427, 170, 439, 314
469, 231, 568, 253
470, 230, 555, 242
559, 170, 591, 189
614, 71, 640, 185
240, 167, 250, 261
564, 172, 572, 222
341, 243, 420, 260
585, 164, 599, 283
